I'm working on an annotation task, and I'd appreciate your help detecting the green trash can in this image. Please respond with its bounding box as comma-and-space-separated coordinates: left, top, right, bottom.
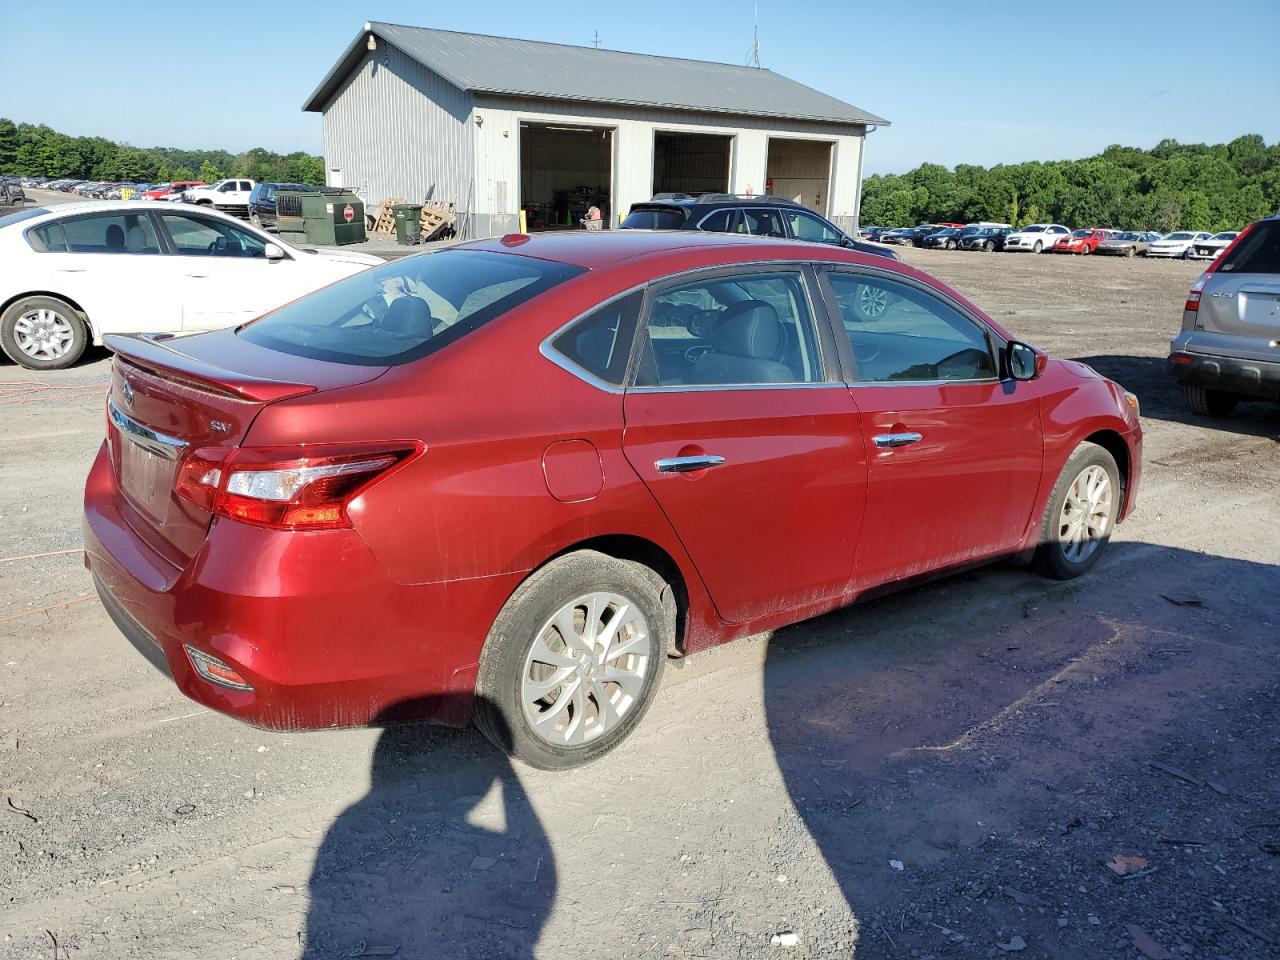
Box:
393, 204, 424, 245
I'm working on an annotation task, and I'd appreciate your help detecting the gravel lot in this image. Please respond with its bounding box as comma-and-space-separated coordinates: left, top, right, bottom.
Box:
1, 247, 1277, 959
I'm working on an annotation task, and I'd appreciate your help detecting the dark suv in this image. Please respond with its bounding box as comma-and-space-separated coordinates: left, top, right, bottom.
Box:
248, 182, 323, 230
620, 194, 901, 261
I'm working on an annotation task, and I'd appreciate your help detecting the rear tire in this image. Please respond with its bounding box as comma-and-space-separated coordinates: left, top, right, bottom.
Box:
474, 551, 669, 770
0, 295, 88, 371
1032, 442, 1120, 580
1183, 385, 1239, 417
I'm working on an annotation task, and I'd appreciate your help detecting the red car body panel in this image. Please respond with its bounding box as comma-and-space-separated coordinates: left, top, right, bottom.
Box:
84, 232, 1142, 730
1053, 229, 1115, 254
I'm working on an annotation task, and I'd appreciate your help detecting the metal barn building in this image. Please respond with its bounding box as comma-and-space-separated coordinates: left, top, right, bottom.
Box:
303, 22, 889, 237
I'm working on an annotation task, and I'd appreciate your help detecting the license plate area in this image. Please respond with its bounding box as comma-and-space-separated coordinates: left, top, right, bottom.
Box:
121, 438, 176, 522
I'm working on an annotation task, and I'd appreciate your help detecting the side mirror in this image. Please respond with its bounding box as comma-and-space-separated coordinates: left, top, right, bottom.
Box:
839, 235, 855, 248
264, 243, 285, 261
1007, 341, 1046, 381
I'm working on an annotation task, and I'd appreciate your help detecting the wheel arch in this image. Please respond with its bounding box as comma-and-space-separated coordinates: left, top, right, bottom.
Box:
1082, 428, 1130, 513
540, 534, 692, 657
1, 291, 95, 340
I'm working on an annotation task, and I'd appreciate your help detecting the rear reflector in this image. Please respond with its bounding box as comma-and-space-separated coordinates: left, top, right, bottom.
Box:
184, 645, 253, 691
1169, 353, 1194, 366
176, 442, 421, 530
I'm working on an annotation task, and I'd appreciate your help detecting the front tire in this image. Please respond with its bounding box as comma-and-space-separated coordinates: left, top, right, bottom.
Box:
0, 296, 88, 370
474, 551, 669, 770
1033, 442, 1120, 580
983, 241, 995, 252
1183, 385, 1239, 417
1032, 240, 1043, 254
249, 212, 262, 229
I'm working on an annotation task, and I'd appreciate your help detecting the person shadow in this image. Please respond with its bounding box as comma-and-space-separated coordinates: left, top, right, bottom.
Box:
302, 702, 552, 959
762, 543, 1280, 955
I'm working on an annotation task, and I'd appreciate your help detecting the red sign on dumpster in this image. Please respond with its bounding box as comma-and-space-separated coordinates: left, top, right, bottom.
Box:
343, 204, 355, 223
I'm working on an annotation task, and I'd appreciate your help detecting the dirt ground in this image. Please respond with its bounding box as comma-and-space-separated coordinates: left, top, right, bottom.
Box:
1, 247, 1277, 960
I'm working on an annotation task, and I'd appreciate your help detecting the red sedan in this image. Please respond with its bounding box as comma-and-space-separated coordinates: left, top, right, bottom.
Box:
85, 231, 1142, 769
1053, 228, 1115, 254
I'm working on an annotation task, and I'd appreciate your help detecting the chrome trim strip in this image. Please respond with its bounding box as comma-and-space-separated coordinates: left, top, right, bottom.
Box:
628, 381, 847, 394
873, 432, 924, 448
107, 396, 187, 461
656, 454, 726, 473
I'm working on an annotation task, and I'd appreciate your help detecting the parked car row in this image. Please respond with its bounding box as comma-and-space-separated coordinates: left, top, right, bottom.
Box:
864, 221, 1243, 260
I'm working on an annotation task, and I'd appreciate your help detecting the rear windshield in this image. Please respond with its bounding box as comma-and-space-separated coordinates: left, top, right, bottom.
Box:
1217, 221, 1280, 275
621, 208, 687, 230
239, 249, 585, 365
0, 207, 48, 229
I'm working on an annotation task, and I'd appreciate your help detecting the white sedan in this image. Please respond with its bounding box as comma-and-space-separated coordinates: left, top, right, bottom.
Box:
1002, 223, 1072, 253
1146, 231, 1214, 259
0, 201, 383, 370
1190, 231, 1240, 260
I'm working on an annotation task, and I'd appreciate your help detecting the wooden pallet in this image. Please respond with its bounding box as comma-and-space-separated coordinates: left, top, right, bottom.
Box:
370, 198, 404, 235
419, 201, 456, 242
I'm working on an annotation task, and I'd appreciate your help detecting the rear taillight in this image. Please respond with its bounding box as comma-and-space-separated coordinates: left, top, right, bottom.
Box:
176, 443, 421, 530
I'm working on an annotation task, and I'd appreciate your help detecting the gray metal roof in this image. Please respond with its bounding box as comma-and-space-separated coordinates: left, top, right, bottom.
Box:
303, 22, 889, 127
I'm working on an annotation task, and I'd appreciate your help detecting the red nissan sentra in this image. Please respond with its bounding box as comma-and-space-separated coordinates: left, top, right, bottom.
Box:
84, 231, 1142, 769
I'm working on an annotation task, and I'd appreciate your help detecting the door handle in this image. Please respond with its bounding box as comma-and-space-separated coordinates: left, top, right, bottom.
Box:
186, 274, 209, 279
873, 432, 923, 448
656, 454, 726, 473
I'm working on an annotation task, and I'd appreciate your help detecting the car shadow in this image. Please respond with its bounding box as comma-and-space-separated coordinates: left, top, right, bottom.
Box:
1073, 354, 1279, 437
302, 705, 552, 960
762, 542, 1280, 955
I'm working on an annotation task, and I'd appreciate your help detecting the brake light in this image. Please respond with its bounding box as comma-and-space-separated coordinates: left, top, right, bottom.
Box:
175, 443, 421, 530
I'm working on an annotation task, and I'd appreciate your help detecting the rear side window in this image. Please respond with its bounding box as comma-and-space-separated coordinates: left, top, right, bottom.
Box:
1218, 221, 1280, 275
697, 209, 737, 233
739, 209, 787, 238
240, 249, 585, 365
621, 208, 686, 229
29, 212, 160, 254
549, 292, 642, 387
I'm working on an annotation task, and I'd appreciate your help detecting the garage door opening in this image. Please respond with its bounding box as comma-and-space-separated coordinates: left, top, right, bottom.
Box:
766, 138, 833, 214
519, 123, 613, 231
652, 132, 732, 197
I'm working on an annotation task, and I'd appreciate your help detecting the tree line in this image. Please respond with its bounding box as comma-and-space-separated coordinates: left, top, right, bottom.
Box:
860, 135, 1280, 233
0, 118, 324, 186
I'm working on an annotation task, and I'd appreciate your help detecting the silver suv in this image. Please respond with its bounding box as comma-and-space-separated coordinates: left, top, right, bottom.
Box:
1169, 216, 1280, 416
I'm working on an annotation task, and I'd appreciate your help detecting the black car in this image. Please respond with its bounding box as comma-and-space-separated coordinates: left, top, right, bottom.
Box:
620, 194, 901, 261
921, 227, 964, 250
957, 227, 1013, 252
248, 182, 324, 230
858, 225, 889, 241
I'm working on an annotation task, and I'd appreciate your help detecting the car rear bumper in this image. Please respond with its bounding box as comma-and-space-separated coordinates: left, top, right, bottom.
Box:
83, 442, 523, 730
1167, 350, 1280, 401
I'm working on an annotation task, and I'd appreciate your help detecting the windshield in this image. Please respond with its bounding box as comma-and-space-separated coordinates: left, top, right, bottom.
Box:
239, 249, 585, 366
1167, 232, 1195, 241
1213, 232, 1238, 241
1020, 225, 1045, 233
1070, 230, 1090, 238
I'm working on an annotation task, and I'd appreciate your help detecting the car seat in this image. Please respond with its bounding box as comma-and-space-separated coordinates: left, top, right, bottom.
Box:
694, 301, 794, 384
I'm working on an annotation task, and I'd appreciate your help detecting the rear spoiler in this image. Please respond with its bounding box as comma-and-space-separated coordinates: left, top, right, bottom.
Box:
104, 334, 317, 403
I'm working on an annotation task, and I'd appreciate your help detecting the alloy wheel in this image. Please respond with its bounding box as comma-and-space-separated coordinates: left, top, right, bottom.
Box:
13, 307, 75, 361
1057, 465, 1113, 563
521, 592, 652, 747
855, 284, 889, 319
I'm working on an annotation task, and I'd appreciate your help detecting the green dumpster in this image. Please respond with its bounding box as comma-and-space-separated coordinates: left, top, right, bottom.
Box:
297, 191, 366, 246
393, 204, 424, 245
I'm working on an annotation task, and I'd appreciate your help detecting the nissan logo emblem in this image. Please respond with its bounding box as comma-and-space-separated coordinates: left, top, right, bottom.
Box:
121, 380, 134, 405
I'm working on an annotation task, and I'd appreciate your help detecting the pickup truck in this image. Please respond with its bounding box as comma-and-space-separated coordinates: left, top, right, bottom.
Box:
183, 178, 256, 214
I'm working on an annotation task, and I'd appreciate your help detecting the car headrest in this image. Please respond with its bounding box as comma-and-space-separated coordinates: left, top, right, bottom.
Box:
105, 224, 125, 250
382, 295, 433, 338
711, 301, 783, 361
124, 225, 149, 253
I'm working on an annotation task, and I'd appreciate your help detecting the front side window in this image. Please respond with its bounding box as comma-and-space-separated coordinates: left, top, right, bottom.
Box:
29, 212, 160, 254
160, 213, 267, 258
635, 271, 822, 387
738, 208, 787, 238
786, 210, 841, 244
827, 272, 997, 383
549, 291, 642, 387
240, 249, 584, 366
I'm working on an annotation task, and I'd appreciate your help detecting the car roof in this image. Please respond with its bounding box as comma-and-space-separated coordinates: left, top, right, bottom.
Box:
5, 200, 248, 225
465, 228, 874, 271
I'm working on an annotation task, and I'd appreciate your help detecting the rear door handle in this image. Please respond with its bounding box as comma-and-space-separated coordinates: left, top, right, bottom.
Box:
656, 454, 726, 473
873, 432, 923, 448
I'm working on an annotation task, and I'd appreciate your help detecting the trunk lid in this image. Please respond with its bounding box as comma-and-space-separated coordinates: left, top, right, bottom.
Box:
104, 331, 387, 565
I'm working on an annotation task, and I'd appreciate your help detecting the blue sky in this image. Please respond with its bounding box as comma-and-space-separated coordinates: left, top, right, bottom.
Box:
2, 1, 1277, 174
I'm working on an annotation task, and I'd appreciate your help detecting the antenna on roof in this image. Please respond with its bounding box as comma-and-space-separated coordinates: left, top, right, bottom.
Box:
592, 30, 601, 49
745, 1, 761, 67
